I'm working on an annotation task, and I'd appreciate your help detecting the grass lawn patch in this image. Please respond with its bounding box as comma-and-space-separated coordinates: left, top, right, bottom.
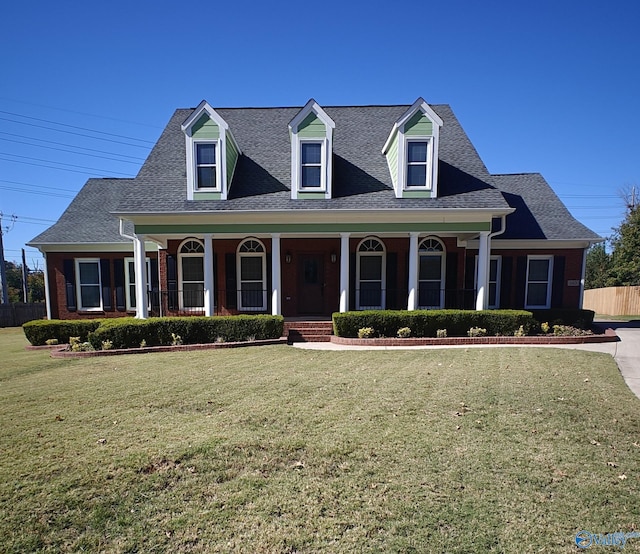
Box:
1, 327, 639, 552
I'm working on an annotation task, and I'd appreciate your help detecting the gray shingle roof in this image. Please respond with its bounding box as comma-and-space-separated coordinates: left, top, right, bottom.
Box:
118, 104, 510, 212
28, 179, 135, 245
491, 173, 601, 241
28, 103, 599, 247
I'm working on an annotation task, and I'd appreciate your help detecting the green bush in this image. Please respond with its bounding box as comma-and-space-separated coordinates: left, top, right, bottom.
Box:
22, 319, 102, 346
332, 310, 536, 338
531, 309, 595, 329
86, 315, 284, 350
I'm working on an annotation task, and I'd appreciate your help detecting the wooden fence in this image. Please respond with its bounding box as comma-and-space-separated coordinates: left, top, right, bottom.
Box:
583, 286, 640, 316
0, 303, 47, 327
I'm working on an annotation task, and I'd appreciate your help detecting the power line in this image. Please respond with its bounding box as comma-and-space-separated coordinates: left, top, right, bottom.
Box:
0, 155, 134, 177
0, 116, 152, 149
0, 184, 75, 199
0, 110, 155, 144
0, 97, 163, 130
0, 179, 78, 193
0, 136, 144, 164
0, 131, 146, 160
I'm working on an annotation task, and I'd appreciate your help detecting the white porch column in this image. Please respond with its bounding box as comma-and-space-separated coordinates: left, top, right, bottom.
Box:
339, 232, 350, 312
203, 233, 215, 317
133, 234, 148, 319
407, 232, 419, 310
475, 231, 491, 311
271, 233, 282, 315
42, 252, 52, 320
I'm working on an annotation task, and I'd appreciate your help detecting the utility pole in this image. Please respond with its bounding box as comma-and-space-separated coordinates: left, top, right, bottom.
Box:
0, 213, 8, 304
21, 248, 28, 302
0, 213, 17, 305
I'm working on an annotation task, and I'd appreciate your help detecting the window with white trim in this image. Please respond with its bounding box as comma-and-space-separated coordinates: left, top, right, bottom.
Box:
178, 239, 205, 309
418, 238, 445, 309
406, 140, 431, 188
357, 238, 386, 310
195, 142, 218, 189
75, 259, 102, 311
125, 257, 151, 311
525, 256, 553, 309
475, 255, 502, 309
300, 141, 323, 188
237, 239, 267, 311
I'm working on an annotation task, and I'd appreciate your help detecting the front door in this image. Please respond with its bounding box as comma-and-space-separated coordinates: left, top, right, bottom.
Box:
299, 254, 324, 314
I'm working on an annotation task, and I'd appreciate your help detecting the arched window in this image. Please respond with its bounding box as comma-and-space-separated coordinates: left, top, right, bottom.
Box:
418, 237, 445, 309
357, 237, 386, 309
178, 239, 205, 309
237, 238, 267, 311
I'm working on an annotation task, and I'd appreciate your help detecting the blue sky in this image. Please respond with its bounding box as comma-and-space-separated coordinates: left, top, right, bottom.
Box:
1, 0, 638, 267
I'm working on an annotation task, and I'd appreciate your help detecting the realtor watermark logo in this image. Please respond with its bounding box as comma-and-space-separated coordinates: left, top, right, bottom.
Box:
575, 530, 640, 549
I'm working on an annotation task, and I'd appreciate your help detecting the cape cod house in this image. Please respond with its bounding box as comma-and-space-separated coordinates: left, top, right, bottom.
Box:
28, 98, 600, 321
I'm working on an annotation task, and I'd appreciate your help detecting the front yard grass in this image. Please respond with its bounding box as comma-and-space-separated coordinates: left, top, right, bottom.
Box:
1, 327, 639, 553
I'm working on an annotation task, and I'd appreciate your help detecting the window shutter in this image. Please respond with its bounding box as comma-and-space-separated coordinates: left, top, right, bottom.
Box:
100, 259, 112, 310
464, 255, 475, 309
266, 254, 272, 313
150, 257, 160, 310
63, 259, 77, 311
445, 252, 458, 308
551, 255, 565, 308
114, 259, 126, 310
386, 252, 398, 309
349, 252, 356, 311
500, 257, 513, 309
225, 253, 237, 309
515, 256, 527, 308
167, 255, 178, 310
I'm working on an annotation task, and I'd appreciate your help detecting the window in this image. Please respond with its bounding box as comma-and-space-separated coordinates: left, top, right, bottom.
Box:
178, 239, 205, 309
406, 140, 430, 187
237, 239, 267, 311
357, 238, 386, 309
75, 259, 102, 310
475, 255, 502, 309
418, 238, 444, 309
300, 142, 322, 187
195, 143, 217, 189
125, 258, 151, 311
525, 256, 553, 309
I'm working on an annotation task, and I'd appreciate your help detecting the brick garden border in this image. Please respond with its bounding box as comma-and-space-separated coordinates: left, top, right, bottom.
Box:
330, 328, 618, 347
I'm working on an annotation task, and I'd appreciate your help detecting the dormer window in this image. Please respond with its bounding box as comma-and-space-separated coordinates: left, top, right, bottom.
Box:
300, 141, 323, 188
382, 98, 443, 199
181, 100, 240, 201
289, 99, 335, 199
406, 140, 431, 187
195, 143, 217, 189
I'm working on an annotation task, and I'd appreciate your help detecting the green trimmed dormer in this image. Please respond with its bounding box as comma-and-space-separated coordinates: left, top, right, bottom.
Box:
181, 100, 240, 201
382, 98, 443, 199
288, 99, 335, 199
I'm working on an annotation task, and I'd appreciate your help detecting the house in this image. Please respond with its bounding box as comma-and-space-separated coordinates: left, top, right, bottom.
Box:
28, 98, 601, 321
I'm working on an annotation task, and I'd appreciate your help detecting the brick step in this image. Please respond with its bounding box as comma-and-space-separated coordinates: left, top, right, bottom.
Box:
285, 321, 334, 343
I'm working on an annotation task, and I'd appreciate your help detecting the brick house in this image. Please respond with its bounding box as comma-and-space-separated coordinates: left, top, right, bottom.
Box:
28, 98, 600, 320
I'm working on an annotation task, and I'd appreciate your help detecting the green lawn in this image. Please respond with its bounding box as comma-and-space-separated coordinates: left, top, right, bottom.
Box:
1, 327, 640, 553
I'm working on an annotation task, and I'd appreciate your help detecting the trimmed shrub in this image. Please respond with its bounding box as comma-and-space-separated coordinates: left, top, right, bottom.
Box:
86, 315, 284, 350
531, 309, 595, 329
332, 310, 536, 338
22, 319, 102, 346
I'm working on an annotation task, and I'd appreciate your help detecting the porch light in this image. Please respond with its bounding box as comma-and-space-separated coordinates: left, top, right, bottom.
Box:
330, 252, 337, 263
285, 252, 292, 264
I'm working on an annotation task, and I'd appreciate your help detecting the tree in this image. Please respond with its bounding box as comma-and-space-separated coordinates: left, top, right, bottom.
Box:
27, 270, 45, 302
585, 243, 612, 289
0, 261, 45, 303
608, 204, 640, 286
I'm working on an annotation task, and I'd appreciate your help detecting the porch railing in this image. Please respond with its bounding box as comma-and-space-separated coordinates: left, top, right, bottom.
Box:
145, 288, 478, 316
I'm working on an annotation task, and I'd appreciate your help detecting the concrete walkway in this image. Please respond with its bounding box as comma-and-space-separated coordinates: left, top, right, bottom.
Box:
293, 320, 640, 400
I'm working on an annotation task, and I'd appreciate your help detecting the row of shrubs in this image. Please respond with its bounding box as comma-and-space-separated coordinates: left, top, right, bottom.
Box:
23, 315, 284, 348
332, 308, 595, 338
